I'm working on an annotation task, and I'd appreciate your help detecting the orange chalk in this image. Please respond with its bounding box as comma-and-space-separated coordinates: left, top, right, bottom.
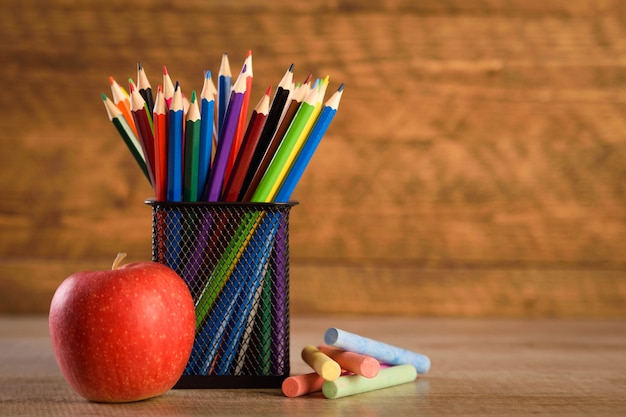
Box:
282, 372, 325, 397
301, 345, 342, 381
318, 344, 381, 378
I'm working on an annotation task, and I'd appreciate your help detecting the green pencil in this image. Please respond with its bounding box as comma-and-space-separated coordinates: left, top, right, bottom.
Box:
183, 91, 201, 202
101, 93, 151, 184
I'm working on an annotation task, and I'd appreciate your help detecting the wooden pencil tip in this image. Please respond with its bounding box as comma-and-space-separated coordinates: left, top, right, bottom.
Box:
101, 92, 108, 101
191, 90, 197, 103
265, 85, 272, 96
137, 61, 143, 70
108, 76, 115, 85
163, 65, 169, 75
338, 83, 345, 92
288, 63, 294, 72
205, 69, 211, 79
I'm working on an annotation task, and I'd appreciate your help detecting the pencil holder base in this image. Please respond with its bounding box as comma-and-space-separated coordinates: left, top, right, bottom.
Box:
147, 199, 297, 389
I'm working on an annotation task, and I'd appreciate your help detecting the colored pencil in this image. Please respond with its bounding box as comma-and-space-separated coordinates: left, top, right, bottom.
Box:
267, 76, 328, 199
238, 64, 294, 201
240, 77, 306, 202
184, 91, 202, 202
167, 83, 184, 202
204, 72, 247, 201
162, 65, 175, 108
198, 70, 216, 199
275, 83, 344, 202
217, 52, 232, 138
221, 86, 271, 202
109, 76, 138, 137
137, 62, 154, 116
152, 86, 168, 202
129, 83, 156, 189
224, 51, 253, 187
250, 85, 319, 202
101, 93, 150, 183
129, 77, 154, 131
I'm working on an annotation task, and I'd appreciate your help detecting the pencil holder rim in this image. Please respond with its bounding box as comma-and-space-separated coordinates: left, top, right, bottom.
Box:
144, 198, 299, 208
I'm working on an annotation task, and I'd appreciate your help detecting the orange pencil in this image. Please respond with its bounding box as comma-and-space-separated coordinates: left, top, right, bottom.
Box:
153, 86, 168, 201
109, 76, 138, 137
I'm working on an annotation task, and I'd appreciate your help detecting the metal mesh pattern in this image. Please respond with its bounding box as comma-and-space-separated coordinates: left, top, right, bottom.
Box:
148, 200, 295, 385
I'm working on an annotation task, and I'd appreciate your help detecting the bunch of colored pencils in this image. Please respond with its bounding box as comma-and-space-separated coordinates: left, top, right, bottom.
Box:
102, 51, 344, 204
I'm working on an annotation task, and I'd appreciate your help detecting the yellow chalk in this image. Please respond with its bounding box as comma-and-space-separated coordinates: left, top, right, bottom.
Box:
301, 345, 341, 381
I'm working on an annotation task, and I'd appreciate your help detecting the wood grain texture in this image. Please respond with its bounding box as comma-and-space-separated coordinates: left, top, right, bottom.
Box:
0, 0, 625, 316
2, 316, 626, 416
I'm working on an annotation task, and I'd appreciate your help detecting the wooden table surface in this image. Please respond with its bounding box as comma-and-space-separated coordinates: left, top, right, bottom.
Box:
1, 316, 625, 416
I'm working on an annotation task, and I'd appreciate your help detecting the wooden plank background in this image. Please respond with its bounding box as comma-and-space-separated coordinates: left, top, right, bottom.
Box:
0, 0, 625, 317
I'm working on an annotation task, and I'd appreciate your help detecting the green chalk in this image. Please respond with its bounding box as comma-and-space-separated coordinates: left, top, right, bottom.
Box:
322, 364, 417, 399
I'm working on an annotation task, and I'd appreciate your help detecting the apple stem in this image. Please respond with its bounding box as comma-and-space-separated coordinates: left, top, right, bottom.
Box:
112, 252, 127, 270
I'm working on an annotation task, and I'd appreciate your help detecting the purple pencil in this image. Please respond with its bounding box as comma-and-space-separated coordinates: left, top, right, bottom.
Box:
272, 216, 289, 375
203, 71, 247, 201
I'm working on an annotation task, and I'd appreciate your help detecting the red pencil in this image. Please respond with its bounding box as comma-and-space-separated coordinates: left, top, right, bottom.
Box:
221, 86, 271, 202
223, 51, 253, 190
162, 65, 175, 109
130, 83, 156, 189
153, 85, 168, 201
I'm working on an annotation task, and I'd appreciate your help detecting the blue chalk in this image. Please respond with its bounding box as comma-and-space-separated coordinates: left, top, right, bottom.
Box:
324, 327, 431, 374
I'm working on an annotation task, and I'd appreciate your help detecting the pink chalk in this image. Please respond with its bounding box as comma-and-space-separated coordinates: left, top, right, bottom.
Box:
318, 344, 381, 378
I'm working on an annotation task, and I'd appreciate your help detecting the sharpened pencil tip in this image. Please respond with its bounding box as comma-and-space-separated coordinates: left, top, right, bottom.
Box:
265, 85, 272, 96
191, 90, 197, 103
163, 65, 169, 75
108, 76, 115, 85
101, 92, 108, 101
338, 83, 345, 92
288, 63, 294, 72
137, 61, 143, 70
205, 70, 211, 79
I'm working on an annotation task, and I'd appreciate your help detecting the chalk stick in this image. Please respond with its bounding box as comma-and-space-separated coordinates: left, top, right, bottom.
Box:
281, 372, 325, 397
322, 364, 417, 399
301, 345, 342, 381
317, 344, 380, 378
324, 328, 430, 374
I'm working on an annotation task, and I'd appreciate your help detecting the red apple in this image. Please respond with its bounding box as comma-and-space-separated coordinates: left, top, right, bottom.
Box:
49, 253, 196, 403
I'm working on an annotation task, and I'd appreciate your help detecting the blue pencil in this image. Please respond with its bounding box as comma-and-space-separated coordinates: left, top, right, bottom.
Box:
275, 84, 344, 202
167, 83, 184, 202
199, 70, 216, 199
217, 52, 232, 139
204, 72, 247, 201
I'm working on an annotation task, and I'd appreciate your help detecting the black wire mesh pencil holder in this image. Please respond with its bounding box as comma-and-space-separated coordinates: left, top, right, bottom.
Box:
147, 199, 297, 388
